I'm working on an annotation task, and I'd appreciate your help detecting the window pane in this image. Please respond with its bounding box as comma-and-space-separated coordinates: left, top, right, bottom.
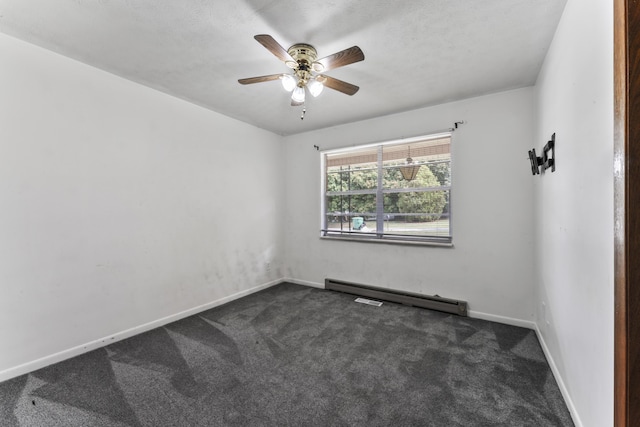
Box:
382, 138, 451, 190
327, 163, 377, 192
391, 190, 447, 220
381, 214, 450, 237
383, 189, 450, 236
322, 134, 452, 243
325, 194, 377, 220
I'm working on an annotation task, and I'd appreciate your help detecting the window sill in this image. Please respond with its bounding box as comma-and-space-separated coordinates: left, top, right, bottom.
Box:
320, 235, 454, 248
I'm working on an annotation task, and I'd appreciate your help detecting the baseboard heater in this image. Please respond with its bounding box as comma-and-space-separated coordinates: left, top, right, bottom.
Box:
325, 278, 468, 317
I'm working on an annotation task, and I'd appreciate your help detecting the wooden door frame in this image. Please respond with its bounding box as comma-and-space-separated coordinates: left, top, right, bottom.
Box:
615, 0, 640, 425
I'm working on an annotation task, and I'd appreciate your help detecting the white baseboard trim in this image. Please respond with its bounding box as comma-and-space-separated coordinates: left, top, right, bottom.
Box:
466, 312, 581, 425
467, 310, 536, 330
0, 278, 283, 383
534, 323, 583, 427
283, 277, 325, 289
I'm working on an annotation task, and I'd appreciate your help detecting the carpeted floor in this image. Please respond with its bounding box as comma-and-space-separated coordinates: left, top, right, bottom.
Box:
0, 282, 574, 426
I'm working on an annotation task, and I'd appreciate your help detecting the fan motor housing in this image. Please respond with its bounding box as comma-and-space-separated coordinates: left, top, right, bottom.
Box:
287, 43, 319, 83
287, 43, 318, 66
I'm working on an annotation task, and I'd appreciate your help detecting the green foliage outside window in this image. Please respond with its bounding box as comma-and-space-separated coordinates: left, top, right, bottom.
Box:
326, 163, 448, 222
387, 166, 446, 222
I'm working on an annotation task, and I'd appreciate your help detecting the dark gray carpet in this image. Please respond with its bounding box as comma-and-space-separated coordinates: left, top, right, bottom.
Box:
0, 283, 574, 426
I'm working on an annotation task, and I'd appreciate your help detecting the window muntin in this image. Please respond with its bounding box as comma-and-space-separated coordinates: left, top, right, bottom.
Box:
322, 134, 452, 244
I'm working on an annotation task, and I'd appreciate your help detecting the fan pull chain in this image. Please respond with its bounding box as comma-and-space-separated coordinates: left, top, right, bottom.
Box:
300, 105, 306, 120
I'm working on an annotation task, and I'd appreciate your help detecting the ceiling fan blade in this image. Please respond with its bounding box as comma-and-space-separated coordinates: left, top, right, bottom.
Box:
254, 34, 295, 64
318, 75, 359, 95
238, 74, 284, 85
314, 46, 364, 72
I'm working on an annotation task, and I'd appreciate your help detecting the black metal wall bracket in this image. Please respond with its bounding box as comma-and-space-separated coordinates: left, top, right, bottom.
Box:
528, 133, 556, 175
528, 148, 544, 175
542, 133, 555, 172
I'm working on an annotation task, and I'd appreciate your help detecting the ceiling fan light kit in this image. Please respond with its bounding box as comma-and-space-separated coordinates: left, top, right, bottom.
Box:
292, 85, 306, 103
239, 34, 364, 118
280, 74, 297, 92
307, 78, 324, 97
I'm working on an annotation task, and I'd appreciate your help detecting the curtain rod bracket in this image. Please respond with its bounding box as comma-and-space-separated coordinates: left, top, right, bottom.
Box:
453, 120, 465, 130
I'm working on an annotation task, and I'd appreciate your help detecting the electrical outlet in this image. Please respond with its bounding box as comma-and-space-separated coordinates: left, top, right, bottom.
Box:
266, 262, 271, 273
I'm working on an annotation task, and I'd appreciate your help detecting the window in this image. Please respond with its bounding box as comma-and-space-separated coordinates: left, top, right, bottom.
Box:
321, 133, 452, 244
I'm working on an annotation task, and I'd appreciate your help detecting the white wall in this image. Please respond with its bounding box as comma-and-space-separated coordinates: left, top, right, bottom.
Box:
533, 0, 614, 425
0, 33, 285, 378
283, 88, 536, 325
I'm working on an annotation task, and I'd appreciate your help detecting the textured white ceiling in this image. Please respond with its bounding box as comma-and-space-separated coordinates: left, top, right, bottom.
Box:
0, 0, 566, 136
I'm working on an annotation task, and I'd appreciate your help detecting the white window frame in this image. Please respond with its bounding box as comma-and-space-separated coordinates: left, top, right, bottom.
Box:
320, 132, 453, 246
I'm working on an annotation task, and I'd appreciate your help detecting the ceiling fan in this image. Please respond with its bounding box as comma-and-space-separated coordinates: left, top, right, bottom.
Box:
238, 35, 365, 107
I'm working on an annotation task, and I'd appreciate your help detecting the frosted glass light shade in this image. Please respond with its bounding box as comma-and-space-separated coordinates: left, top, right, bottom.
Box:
281, 74, 297, 92
308, 79, 324, 97
292, 86, 306, 103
